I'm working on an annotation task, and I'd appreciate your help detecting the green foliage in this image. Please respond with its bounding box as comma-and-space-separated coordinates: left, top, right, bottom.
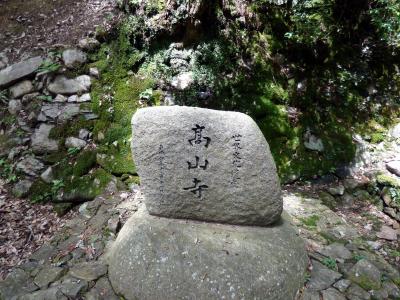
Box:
37, 60, 61, 74
353, 254, 366, 261
370, 0, 400, 47
300, 214, 320, 227
67, 147, 80, 156
0, 158, 17, 183
36, 95, 53, 102
322, 257, 337, 270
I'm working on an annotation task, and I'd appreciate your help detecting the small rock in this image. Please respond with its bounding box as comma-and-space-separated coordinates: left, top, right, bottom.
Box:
376, 225, 398, 241
78, 38, 100, 51
18, 287, 67, 300
69, 262, 107, 281
21, 92, 40, 103
78, 93, 91, 102
307, 260, 342, 291
346, 284, 371, 300
48, 75, 91, 95
54, 94, 67, 102
343, 177, 369, 190
58, 104, 80, 122
67, 95, 79, 102
40, 167, 54, 183
79, 128, 90, 140
107, 216, 121, 234
382, 281, 400, 299
301, 289, 320, 300
0, 269, 38, 299
59, 277, 88, 298
170, 71, 193, 90
34, 266, 65, 288
9, 80, 34, 98
328, 184, 345, 196
0, 52, 8, 70
31, 123, 59, 154
341, 193, 355, 207
384, 207, 397, 219
321, 288, 346, 300
386, 160, 400, 177
381, 186, 392, 206
333, 279, 352, 292
317, 242, 352, 260
65, 137, 87, 149
304, 129, 324, 152
8, 99, 22, 115
348, 259, 382, 290
12, 179, 33, 198
83, 277, 119, 300
390, 123, 400, 139
16, 156, 45, 176
78, 202, 92, 219
366, 241, 382, 250
62, 49, 87, 69
0, 56, 43, 88
83, 112, 98, 120
89, 67, 99, 78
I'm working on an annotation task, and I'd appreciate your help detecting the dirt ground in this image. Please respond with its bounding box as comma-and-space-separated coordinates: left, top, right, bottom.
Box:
0, 0, 121, 64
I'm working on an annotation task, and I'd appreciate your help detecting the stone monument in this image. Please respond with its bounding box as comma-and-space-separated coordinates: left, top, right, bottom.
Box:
108, 106, 308, 299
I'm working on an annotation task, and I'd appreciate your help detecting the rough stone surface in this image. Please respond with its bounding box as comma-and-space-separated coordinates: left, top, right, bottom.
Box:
390, 123, 400, 139
386, 160, 400, 177
346, 284, 371, 300
333, 279, 351, 292
0, 56, 43, 88
0, 52, 8, 70
0, 269, 38, 299
304, 129, 324, 152
12, 179, 33, 198
317, 243, 352, 260
18, 287, 67, 300
9, 80, 34, 98
78, 38, 100, 51
59, 277, 88, 298
376, 225, 398, 241
31, 123, 59, 154
69, 262, 107, 281
62, 49, 87, 68
33, 266, 64, 288
131, 106, 282, 226
84, 277, 119, 300
48, 75, 91, 95
40, 167, 54, 183
307, 260, 342, 291
8, 99, 22, 115
65, 137, 87, 149
16, 156, 45, 176
109, 208, 307, 300
348, 259, 382, 290
171, 71, 193, 90
321, 288, 347, 300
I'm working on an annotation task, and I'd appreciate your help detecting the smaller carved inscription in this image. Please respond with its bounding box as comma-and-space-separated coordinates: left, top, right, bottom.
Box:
231, 134, 242, 186
158, 145, 165, 195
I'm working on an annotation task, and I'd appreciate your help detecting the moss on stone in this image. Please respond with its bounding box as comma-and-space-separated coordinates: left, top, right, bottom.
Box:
62, 168, 112, 202
96, 145, 136, 176
376, 173, 400, 188
299, 215, 320, 227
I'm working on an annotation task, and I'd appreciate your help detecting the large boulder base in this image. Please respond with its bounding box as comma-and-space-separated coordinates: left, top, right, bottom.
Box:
108, 207, 308, 300
131, 106, 282, 226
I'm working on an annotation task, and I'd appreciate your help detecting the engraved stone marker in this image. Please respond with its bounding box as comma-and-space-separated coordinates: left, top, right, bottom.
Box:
131, 106, 282, 226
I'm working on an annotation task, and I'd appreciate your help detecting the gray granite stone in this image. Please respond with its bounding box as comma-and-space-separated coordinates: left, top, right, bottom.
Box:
131, 106, 282, 226
108, 207, 307, 300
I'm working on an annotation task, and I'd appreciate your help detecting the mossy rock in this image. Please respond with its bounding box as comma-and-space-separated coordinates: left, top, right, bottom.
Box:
96, 150, 136, 176
29, 179, 52, 203
53, 203, 74, 216
61, 168, 112, 202
376, 173, 400, 188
